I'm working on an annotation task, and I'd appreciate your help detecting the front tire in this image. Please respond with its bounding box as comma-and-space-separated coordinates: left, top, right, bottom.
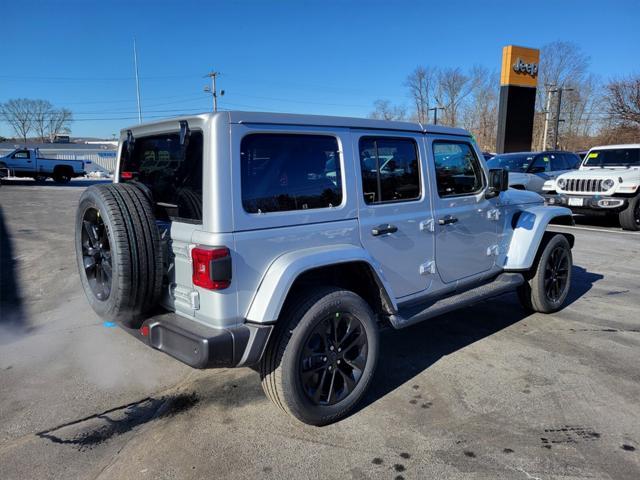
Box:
619, 195, 640, 231
518, 234, 572, 313
260, 287, 379, 426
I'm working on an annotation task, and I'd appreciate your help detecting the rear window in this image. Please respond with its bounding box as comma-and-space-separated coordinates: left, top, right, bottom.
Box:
120, 131, 203, 223
240, 133, 342, 214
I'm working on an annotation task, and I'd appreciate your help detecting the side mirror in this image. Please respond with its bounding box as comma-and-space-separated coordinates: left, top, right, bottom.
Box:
486, 168, 508, 198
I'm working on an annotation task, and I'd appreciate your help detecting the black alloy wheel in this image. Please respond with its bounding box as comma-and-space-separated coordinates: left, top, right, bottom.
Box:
544, 244, 570, 303
299, 312, 368, 406
81, 207, 112, 301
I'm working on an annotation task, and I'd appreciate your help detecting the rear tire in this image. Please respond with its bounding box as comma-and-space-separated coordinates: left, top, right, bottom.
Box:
619, 195, 640, 231
53, 171, 71, 184
75, 183, 163, 327
260, 287, 379, 426
517, 234, 572, 313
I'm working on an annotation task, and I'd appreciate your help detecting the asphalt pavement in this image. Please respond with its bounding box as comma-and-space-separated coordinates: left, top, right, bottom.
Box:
0, 179, 638, 480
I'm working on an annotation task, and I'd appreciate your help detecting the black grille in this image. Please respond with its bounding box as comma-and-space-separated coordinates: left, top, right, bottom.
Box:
564, 178, 604, 192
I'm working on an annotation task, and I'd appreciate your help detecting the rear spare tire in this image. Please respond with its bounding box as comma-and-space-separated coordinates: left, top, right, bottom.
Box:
75, 183, 163, 327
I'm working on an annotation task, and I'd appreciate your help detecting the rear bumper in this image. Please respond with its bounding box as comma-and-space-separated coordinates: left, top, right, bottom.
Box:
543, 194, 628, 213
124, 312, 273, 369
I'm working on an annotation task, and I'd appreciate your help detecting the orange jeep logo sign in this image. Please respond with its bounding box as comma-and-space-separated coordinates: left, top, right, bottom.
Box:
501, 45, 540, 88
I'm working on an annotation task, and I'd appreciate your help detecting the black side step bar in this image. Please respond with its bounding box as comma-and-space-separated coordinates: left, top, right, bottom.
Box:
389, 273, 525, 329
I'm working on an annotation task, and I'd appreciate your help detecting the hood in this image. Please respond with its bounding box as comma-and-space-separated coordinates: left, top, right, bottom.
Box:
563, 167, 640, 181
500, 188, 543, 206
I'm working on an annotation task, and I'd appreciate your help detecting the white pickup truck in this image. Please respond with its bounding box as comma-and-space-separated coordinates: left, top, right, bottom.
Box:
0, 148, 87, 183
543, 144, 640, 230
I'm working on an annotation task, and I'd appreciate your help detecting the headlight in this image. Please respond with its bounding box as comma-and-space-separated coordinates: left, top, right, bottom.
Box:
602, 178, 615, 190
557, 178, 566, 189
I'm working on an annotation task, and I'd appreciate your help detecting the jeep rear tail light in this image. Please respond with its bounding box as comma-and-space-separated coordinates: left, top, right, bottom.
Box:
192, 247, 231, 290
120, 171, 134, 180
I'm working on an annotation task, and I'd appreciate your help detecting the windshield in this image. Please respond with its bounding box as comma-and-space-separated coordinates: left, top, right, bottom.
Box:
583, 148, 640, 167
486, 153, 535, 173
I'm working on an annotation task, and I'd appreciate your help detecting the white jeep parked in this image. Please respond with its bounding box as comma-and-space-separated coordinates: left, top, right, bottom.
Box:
543, 144, 640, 230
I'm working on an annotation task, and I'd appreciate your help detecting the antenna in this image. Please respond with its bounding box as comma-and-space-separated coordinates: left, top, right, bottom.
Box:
133, 37, 143, 123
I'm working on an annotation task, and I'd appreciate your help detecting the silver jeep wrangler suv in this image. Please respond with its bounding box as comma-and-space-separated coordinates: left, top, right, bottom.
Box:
75, 112, 575, 425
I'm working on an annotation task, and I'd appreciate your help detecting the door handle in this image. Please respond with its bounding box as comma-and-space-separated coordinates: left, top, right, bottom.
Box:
371, 224, 398, 236
438, 216, 458, 226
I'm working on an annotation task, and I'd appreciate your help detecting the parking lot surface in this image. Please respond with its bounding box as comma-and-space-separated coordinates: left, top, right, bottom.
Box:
1, 180, 639, 479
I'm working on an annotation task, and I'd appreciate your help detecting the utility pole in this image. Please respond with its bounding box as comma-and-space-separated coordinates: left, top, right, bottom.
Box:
542, 85, 555, 151
204, 71, 224, 112
133, 37, 142, 124
428, 107, 444, 125
551, 87, 574, 150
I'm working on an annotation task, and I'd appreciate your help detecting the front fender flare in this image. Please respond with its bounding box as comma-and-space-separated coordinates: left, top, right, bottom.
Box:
245, 244, 397, 324
503, 205, 574, 271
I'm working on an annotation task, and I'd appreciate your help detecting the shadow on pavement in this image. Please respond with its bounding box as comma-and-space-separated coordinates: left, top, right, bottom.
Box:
573, 214, 621, 229
0, 206, 30, 338
354, 263, 603, 416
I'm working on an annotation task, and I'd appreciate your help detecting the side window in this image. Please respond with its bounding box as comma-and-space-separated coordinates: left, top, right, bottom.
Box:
530, 154, 552, 173
241, 133, 342, 213
13, 150, 30, 159
432, 141, 484, 197
550, 154, 567, 171
564, 153, 580, 169
359, 137, 420, 204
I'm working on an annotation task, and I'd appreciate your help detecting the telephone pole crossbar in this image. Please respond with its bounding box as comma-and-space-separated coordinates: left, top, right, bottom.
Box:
204, 71, 224, 112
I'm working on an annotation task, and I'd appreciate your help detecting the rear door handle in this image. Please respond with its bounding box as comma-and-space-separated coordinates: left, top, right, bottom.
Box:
438, 216, 458, 226
371, 224, 398, 236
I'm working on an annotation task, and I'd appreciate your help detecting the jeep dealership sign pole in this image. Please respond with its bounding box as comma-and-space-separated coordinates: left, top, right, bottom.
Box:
496, 45, 540, 153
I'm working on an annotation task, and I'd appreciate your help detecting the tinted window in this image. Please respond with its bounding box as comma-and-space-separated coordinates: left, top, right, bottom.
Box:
120, 132, 203, 223
433, 141, 484, 197
564, 153, 580, 169
359, 137, 420, 204
550, 154, 568, 171
241, 134, 342, 213
13, 150, 30, 159
486, 153, 534, 172
583, 148, 640, 167
529, 154, 552, 172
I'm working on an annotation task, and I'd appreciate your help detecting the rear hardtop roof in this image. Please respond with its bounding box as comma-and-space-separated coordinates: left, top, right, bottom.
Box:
122, 111, 470, 137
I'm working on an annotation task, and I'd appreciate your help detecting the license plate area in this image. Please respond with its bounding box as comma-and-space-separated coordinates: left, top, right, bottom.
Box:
568, 197, 584, 207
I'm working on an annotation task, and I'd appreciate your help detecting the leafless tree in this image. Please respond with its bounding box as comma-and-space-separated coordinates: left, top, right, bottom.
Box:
32, 99, 54, 142
369, 99, 407, 121
47, 108, 73, 142
462, 67, 499, 151
605, 74, 640, 126
533, 41, 596, 150
0, 98, 35, 143
434, 67, 478, 127
405, 66, 437, 123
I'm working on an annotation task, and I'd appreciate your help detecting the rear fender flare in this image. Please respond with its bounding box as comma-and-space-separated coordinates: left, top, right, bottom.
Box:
245, 244, 397, 324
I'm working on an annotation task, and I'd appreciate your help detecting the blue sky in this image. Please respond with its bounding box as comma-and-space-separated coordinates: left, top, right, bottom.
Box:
1, 0, 638, 138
